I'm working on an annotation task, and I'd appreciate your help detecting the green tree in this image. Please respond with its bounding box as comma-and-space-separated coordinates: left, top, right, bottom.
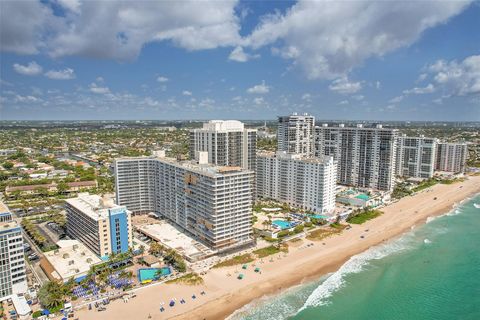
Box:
38, 281, 65, 310
2, 161, 14, 170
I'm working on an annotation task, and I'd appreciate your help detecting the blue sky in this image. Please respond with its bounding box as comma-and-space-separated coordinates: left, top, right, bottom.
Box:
1, 0, 479, 121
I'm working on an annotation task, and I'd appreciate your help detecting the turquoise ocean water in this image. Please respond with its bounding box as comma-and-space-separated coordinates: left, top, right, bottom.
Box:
230, 194, 480, 320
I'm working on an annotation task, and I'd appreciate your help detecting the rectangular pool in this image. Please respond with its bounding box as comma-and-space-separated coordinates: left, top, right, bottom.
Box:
272, 220, 292, 230
138, 267, 171, 282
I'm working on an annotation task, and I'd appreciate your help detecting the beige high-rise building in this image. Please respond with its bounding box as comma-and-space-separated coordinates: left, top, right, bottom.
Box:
115, 154, 255, 252
65, 193, 133, 258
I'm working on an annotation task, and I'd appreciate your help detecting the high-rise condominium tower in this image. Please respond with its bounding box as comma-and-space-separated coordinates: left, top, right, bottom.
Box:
189, 120, 257, 171
0, 203, 27, 300
277, 113, 315, 157
435, 142, 468, 173
256, 152, 337, 214
315, 123, 398, 191
115, 154, 254, 252
396, 135, 437, 179
65, 193, 133, 258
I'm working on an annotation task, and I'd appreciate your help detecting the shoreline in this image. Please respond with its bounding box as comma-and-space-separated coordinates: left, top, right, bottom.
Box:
75, 175, 480, 320
171, 177, 480, 320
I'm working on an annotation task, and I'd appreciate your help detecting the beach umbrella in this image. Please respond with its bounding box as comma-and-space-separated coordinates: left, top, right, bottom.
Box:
169, 300, 175, 307
254, 267, 260, 272
242, 264, 247, 269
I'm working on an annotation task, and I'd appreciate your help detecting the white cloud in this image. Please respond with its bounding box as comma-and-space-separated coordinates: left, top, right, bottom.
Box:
403, 83, 435, 95
329, 77, 362, 94
301, 93, 311, 101
338, 100, 349, 105
1, 1, 241, 60
14, 94, 41, 103
427, 55, 480, 96
352, 95, 364, 101
244, 1, 470, 79
228, 46, 259, 62
45, 68, 76, 80
13, 61, 43, 76
157, 76, 169, 83
416, 73, 428, 83
57, 0, 82, 14
96, 76, 104, 83
182, 90, 192, 96
254, 97, 265, 105
89, 82, 110, 94
247, 81, 270, 94
389, 95, 404, 103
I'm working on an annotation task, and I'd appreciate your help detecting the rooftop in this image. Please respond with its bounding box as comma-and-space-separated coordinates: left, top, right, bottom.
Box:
136, 221, 214, 262
41, 240, 101, 282
117, 156, 253, 178
257, 151, 334, 164
197, 120, 245, 132
65, 193, 128, 221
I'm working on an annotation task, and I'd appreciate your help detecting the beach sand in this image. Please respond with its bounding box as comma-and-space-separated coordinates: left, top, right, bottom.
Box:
75, 175, 480, 320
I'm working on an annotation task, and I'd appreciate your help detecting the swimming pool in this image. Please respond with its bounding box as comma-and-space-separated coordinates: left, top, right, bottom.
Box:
308, 214, 329, 220
138, 267, 171, 282
272, 220, 292, 230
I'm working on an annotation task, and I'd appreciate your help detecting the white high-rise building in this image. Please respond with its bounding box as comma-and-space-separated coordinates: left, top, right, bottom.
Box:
396, 135, 438, 179
0, 202, 27, 300
277, 113, 315, 157
189, 120, 257, 171
256, 152, 337, 214
315, 124, 398, 191
115, 154, 254, 252
435, 142, 468, 173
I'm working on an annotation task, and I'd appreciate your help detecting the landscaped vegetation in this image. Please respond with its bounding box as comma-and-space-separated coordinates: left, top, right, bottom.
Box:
412, 178, 438, 192
213, 253, 255, 268
306, 227, 343, 241
166, 273, 204, 285
347, 209, 383, 224
253, 244, 288, 258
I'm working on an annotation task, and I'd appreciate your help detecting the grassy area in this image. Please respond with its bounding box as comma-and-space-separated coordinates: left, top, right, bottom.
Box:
213, 253, 255, 268
166, 273, 204, 285
347, 209, 383, 224
306, 227, 342, 241
412, 178, 438, 192
253, 245, 288, 258
440, 178, 465, 184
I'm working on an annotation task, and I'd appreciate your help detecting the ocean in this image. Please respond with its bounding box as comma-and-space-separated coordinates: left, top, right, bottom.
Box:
229, 194, 480, 320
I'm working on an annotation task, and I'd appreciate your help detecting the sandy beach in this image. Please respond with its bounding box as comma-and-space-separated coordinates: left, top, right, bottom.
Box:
75, 175, 480, 320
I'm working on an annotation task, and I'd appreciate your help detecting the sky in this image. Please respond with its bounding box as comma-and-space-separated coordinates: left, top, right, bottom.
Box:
0, 0, 479, 121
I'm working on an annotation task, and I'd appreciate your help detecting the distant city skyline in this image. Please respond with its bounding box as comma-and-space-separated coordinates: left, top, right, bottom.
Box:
1, 0, 479, 121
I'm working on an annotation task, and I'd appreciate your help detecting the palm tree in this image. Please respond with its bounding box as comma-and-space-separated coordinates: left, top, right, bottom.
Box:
38, 281, 65, 310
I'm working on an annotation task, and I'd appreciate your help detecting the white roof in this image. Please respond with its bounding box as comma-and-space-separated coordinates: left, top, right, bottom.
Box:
11, 294, 31, 316
65, 193, 127, 221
